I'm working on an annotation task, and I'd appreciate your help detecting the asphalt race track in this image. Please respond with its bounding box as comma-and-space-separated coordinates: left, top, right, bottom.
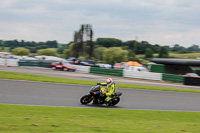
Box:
1, 79, 200, 112
0, 66, 200, 91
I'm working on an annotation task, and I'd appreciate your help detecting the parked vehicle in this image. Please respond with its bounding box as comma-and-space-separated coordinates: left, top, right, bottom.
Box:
123, 61, 149, 72
80, 85, 122, 106
113, 63, 123, 69
125, 66, 149, 72
183, 73, 200, 78
98, 63, 112, 69
51, 61, 76, 71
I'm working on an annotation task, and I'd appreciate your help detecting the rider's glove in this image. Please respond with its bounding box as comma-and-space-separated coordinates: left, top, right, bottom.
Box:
97, 82, 101, 85
100, 93, 106, 97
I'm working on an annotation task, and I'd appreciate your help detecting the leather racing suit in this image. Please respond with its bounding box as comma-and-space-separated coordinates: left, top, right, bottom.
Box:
98, 82, 117, 102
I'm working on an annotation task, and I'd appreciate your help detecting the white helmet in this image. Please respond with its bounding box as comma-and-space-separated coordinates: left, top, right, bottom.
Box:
106, 78, 113, 86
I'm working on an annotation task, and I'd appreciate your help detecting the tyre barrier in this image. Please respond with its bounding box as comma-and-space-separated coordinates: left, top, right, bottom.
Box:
18, 60, 55, 68
162, 73, 184, 83
184, 77, 200, 86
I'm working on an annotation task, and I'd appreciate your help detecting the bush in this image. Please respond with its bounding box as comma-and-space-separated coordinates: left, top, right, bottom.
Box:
12, 48, 30, 56
37, 48, 57, 56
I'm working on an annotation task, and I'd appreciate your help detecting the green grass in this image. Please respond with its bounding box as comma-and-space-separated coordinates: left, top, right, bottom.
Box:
150, 52, 200, 60
0, 104, 200, 133
1, 71, 200, 133
169, 52, 200, 59
0, 71, 200, 93
137, 52, 200, 64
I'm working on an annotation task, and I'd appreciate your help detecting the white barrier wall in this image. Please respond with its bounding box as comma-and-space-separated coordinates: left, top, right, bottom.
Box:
0, 59, 19, 66
72, 65, 90, 73
7, 59, 19, 66
0, 59, 4, 66
123, 70, 162, 81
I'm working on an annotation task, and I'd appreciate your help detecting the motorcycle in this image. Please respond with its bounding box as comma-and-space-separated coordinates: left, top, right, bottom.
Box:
80, 85, 122, 106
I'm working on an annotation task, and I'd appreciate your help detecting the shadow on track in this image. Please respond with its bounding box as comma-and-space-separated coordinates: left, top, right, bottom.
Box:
79, 103, 122, 109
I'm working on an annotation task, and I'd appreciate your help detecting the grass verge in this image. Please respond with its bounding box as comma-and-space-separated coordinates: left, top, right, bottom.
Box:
0, 104, 200, 133
0, 71, 199, 93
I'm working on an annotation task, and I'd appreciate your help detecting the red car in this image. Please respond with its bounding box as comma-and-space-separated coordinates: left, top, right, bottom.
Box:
51, 61, 76, 72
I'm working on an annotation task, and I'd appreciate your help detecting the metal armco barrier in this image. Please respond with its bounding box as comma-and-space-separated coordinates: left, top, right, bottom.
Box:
184, 77, 200, 86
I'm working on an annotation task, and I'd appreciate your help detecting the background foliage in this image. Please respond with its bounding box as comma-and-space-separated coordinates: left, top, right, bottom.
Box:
0, 24, 200, 64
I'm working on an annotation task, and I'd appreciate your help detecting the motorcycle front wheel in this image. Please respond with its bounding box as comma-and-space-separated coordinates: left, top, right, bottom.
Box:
111, 97, 120, 106
80, 95, 93, 104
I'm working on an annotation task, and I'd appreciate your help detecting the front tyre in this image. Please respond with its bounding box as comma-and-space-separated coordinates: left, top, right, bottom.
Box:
63, 68, 68, 71
52, 67, 56, 70
111, 97, 120, 106
80, 95, 93, 104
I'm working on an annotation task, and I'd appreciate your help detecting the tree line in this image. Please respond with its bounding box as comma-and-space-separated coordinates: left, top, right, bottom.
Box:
0, 24, 199, 64
0, 40, 58, 53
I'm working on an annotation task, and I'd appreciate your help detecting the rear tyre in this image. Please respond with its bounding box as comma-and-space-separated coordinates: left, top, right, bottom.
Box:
80, 95, 93, 104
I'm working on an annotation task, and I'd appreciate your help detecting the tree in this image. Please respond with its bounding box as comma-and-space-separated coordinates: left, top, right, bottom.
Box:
93, 47, 106, 61
86, 24, 94, 59
57, 45, 66, 54
63, 49, 71, 59
158, 47, 169, 58
12, 48, 30, 56
37, 48, 57, 56
171, 44, 185, 52
136, 41, 152, 54
103, 47, 128, 64
145, 48, 154, 59
97, 38, 122, 47
123, 40, 135, 50
73, 24, 94, 58
187, 44, 200, 52
46, 40, 58, 48
152, 44, 161, 53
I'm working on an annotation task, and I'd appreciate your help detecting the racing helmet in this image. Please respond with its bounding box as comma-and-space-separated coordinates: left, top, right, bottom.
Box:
106, 78, 113, 86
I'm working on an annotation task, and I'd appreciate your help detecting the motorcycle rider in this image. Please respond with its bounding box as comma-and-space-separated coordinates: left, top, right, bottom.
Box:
97, 78, 116, 104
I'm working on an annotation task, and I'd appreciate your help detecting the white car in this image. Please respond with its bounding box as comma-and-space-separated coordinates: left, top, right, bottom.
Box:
125, 66, 149, 72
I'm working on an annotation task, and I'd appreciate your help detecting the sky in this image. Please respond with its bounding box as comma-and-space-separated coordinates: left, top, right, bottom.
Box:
0, 0, 200, 47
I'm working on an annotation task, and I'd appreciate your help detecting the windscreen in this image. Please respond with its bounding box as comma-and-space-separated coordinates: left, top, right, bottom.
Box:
90, 85, 100, 92
63, 62, 70, 65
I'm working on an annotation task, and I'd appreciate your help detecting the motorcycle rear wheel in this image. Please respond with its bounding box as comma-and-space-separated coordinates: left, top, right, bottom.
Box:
80, 95, 93, 104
